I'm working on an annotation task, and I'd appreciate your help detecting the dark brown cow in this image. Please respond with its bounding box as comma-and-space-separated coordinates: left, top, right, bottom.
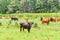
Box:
20, 22, 34, 33
9, 16, 18, 25
11, 17, 18, 21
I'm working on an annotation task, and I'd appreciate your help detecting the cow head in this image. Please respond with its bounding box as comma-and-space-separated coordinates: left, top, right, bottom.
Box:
28, 22, 34, 26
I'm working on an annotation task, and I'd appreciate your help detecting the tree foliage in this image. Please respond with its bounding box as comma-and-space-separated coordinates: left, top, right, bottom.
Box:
0, 0, 60, 13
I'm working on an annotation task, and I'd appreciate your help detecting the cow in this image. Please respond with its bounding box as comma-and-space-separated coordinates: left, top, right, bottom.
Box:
50, 17, 56, 22
11, 17, 18, 21
57, 18, 60, 22
9, 16, 18, 25
20, 22, 34, 33
40, 17, 50, 25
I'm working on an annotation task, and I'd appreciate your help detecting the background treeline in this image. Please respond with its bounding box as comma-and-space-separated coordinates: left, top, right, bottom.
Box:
0, 0, 60, 14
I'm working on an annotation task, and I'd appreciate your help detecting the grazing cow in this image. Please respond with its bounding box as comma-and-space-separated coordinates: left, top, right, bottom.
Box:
20, 22, 34, 33
41, 17, 50, 25
11, 17, 18, 21
9, 16, 18, 24
50, 17, 56, 22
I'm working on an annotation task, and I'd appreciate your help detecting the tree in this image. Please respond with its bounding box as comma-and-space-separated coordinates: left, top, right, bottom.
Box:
0, 0, 10, 13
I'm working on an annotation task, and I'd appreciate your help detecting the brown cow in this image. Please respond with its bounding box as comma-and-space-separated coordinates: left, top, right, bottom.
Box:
41, 17, 50, 25
50, 17, 56, 22
57, 18, 60, 22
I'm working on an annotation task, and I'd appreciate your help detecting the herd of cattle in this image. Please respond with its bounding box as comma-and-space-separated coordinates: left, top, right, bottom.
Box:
41, 17, 60, 25
0, 16, 60, 33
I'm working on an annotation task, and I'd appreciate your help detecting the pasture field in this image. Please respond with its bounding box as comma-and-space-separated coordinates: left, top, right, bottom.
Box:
0, 13, 60, 40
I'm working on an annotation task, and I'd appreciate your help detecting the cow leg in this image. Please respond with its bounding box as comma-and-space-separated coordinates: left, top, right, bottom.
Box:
42, 22, 44, 24
28, 27, 30, 33
23, 28, 24, 31
20, 26, 22, 32
47, 22, 49, 25
47, 23, 49, 25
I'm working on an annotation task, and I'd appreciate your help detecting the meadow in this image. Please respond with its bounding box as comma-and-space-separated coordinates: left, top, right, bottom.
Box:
0, 13, 60, 40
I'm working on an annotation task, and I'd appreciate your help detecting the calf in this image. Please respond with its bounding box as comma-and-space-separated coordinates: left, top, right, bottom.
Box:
20, 22, 34, 33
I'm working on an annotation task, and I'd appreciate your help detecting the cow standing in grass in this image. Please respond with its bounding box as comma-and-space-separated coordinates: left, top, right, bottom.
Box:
20, 17, 34, 33
11, 16, 18, 21
20, 22, 33, 33
9, 16, 18, 25
40, 17, 50, 25
50, 17, 56, 22
57, 18, 60, 22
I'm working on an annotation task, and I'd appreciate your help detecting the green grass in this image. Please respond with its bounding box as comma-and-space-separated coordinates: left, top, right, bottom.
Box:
0, 13, 60, 40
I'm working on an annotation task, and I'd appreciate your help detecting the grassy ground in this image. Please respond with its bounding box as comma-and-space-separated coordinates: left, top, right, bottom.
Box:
0, 13, 60, 40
